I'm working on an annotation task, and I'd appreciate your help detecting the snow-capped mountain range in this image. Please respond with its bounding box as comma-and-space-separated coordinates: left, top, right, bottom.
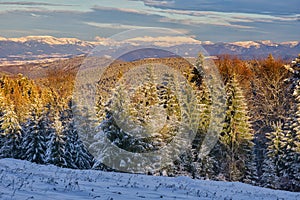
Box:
0, 35, 299, 65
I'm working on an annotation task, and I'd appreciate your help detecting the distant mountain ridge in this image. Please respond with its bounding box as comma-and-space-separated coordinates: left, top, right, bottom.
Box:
0, 35, 299, 65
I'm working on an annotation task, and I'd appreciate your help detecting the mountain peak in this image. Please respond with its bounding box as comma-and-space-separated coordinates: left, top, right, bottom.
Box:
0, 36, 299, 66
280, 41, 299, 47
230, 41, 261, 48
0, 36, 8, 41
2, 35, 90, 46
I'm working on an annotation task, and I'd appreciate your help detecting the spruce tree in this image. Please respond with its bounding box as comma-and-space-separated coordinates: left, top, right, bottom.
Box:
192, 83, 219, 179
0, 104, 22, 159
170, 68, 202, 177
280, 81, 300, 191
130, 66, 163, 142
21, 107, 51, 164
73, 105, 98, 151
219, 75, 254, 181
261, 121, 286, 189
62, 101, 94, 169
281, 121, 299, 191
0, 89, 5, 152
46, 113, 67, 167
187, 53, 219, 180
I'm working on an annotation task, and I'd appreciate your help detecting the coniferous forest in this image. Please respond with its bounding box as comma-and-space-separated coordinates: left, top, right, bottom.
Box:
0, 54, 299, 192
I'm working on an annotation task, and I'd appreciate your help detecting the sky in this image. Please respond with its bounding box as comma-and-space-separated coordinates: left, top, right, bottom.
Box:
0, 0, 299, 42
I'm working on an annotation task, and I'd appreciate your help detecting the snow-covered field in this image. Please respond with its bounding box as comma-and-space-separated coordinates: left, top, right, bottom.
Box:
0, 159, 299, 200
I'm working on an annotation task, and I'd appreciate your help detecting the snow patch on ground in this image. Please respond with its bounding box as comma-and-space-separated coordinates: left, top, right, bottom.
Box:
0, 158, 299, 200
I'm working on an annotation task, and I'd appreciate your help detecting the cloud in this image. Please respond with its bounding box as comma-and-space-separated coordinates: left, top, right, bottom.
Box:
159, 17, 253, 29
84, 22, 160, 30
125, 35, 201, 47
0, 2, 299, 43
85, 22, 190, 35
90, 6, 254, 29
92, 6, 148, 15
137, 0, 300, 15
135, 5, 299, 33
142, 0, 175, 7
0, 1, 74, 7
156, 9, 300, 21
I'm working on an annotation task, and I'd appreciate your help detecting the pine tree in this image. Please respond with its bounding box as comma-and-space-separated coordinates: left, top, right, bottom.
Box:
196, 84, 212, 141
194, 153, 218, 179
281, 121, 299, 191
0, 89, 5, 115
21, 107, 51, 164
0, 104, 22, 159
45, 112, 67, 167
72, 135, 94, 169
219, 75, 254, 181
159, 73, 181, 120
0, 89, 6, 151
169, 68, 203, 177
62, 101, 94, 169
280, 81, 300, 191
156, 72, 182, 147
184, 53, 220, 180
261, 121, 286, 189
92, 79, 155, 172
73, 105, 98, 151
130, 66, 162, 140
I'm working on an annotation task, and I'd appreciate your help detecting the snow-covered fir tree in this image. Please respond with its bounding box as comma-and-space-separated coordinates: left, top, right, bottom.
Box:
109, 81, 153, 152
273, 54, 300, 191
21, 105, 52, 164
0, 89, 5, 149
92, 79, 156, 172
219, 74, 254, 181
45, 112, 68, 167
0, 89, 4, 115
130, 66, 162, 140
190, 54, 216, 179
191, 83, 220, 180
281, 80, 300, 191
261, 121, 286, 189
0, 104, 22, 159
171, 71, 203, 177
62, 101, 94, 169
73, 105, 98, 151
156, 72, 186, 176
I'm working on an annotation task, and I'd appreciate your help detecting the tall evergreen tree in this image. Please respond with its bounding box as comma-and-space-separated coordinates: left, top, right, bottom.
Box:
73, 105, 98, 151
45, 113, 67, 167
62, 101, 94, 169
21, 107, 51, 164
280, 81, 300, 191
0, 104, 22, 159
170, 68, 203, 177
130, 66, 162, 140
261, 121, 286, 189
92, 79, 155, 172
219, 75, 254, 181
0, 89, 6, 151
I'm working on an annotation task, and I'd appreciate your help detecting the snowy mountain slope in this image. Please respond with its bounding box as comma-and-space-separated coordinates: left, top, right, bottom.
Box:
0, 36, 92, 46
0, 159, 299, 200
0, 36, 299, 66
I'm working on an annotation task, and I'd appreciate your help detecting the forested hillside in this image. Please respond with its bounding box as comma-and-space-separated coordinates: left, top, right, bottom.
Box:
0, 54, 299, 192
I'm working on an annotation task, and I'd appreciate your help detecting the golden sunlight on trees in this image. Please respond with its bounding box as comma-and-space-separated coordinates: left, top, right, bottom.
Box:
0, 54, 299, 191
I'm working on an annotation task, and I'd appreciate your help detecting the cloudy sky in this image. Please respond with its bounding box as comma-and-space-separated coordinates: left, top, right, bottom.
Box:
0, 0, 299, 42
